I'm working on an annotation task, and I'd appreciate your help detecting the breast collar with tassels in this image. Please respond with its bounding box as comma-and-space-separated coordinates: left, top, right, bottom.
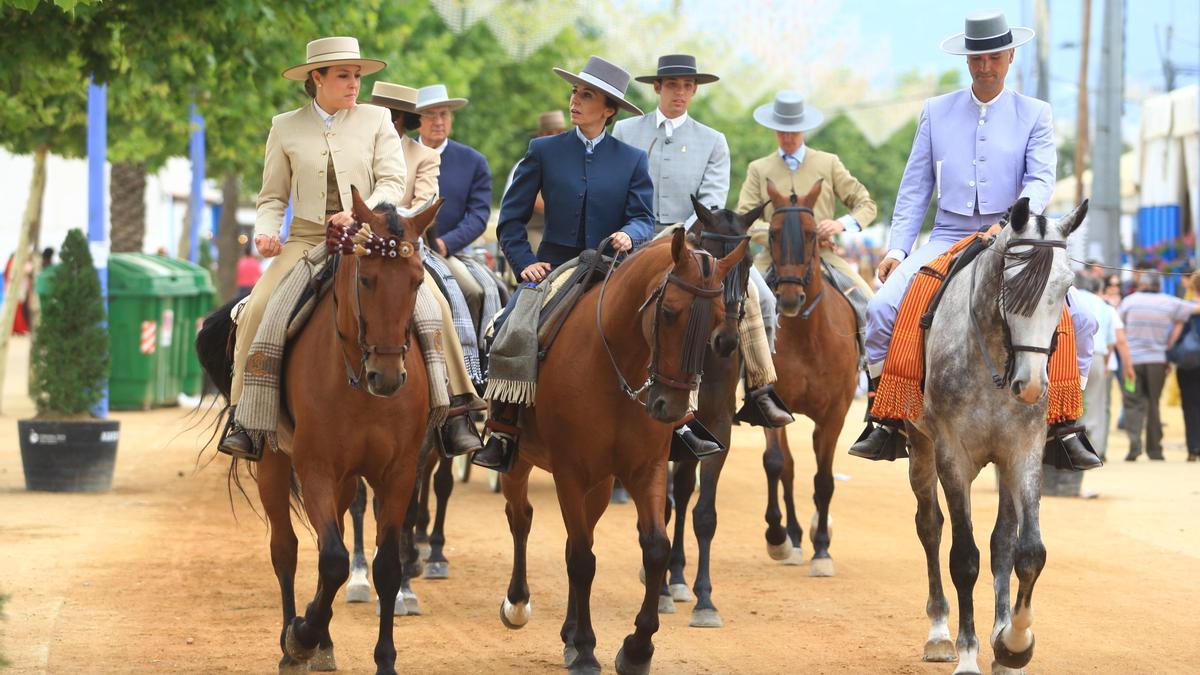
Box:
325, 221, 417, 391
596, 238, 724, 401
968, 236, 1067, 389
769, 203, 824, 320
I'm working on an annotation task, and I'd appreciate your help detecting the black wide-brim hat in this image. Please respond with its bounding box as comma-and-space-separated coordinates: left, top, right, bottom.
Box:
634, 54, 719, 85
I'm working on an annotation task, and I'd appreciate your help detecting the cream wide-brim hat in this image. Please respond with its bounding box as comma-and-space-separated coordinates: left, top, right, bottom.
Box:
370, 81, 419, 113
282, 36, 386, 82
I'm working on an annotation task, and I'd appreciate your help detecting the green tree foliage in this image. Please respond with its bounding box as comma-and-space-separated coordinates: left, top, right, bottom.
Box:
31, 229, 109, 417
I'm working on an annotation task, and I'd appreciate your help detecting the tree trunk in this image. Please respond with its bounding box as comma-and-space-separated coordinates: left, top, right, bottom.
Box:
110, 160, 147, 253
216, 173, 242, 301
0, 145, 47, 415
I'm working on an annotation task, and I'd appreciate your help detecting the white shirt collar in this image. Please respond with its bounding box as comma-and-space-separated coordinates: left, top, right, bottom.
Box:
575, 126, 606, 151
778, 144, 807, 166
313, 101, 336, 128
970, 87, 1006, 116
420, 137, 449, 154
655, 108, 689, 133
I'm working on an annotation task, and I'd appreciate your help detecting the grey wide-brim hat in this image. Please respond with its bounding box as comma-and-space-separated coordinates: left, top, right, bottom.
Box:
941, 10, 1034, 55
415, 84, 468, 112
553, 56, 643, 116
634, 54, 719, 85
753, 90, 823, 132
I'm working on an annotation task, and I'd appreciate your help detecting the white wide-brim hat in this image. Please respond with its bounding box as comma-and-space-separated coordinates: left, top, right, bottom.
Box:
414, 84, 469, 112
370, 81, 419, 113
753, 90, 823, 133
282, 36, 385, 81
941, 10, 1034, 55
553, 56, 643, 116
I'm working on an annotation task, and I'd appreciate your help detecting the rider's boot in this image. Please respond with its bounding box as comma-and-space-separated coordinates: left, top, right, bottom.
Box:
475, 401, 520, 472
671, 412, 725, 460
439, 394, 484, 457
734, 383, 795, 428
217, 406, 263, 462
1044, 421, 1103, 470
848, 377, 908, 461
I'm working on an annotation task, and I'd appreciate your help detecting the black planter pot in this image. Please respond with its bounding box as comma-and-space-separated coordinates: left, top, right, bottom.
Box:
18, 418, 120, 492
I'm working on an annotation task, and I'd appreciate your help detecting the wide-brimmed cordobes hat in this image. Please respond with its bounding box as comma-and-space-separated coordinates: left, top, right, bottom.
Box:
634, 54, 719, 85
369, 81, 419, 113
753, 90, 824, 133
940, 10, 1034, 55
553, 56, 643, 116
282, 36, 385, 81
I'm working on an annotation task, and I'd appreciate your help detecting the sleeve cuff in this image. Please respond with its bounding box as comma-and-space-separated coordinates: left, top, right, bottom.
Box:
885, 249, 907, 262
837, 214, 861, 232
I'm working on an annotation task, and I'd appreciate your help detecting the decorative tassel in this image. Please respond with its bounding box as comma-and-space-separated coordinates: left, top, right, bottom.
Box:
1046, 306, 1082, 423
680, 296, 712, 376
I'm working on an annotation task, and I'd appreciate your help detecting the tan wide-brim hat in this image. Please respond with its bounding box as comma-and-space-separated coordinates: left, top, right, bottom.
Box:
282, 36, 386, 82
529, 110, 567, 136
370, 81, 419, 113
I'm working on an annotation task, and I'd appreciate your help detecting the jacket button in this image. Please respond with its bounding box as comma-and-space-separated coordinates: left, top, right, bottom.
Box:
967, 200, 974, 208
968, 180, 975, 187
321, 150, 327, 156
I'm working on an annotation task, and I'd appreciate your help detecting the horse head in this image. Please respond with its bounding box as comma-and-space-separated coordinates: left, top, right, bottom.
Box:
327, 187, 442, 397
995, 197, 1087, 404
765, 178, 823, 317
689, 194, 763, 357
642, 228, 747, 422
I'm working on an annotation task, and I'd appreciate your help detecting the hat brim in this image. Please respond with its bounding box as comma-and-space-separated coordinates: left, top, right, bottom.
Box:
369, 95, 417, 113
752, 102, 824, 132
940, 26, 1034, 55
282, 58, 386, 82
415, 98, 469, 112
553, 68, 643, 116
633, 73, 720, 85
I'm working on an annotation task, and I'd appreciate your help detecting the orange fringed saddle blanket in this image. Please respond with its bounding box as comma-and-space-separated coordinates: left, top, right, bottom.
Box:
873, 232, 1081, 424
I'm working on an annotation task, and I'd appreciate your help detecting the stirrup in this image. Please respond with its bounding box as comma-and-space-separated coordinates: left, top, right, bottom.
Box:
848, 422, 908, 461
1044, 424, 1102, 471
734, 385, 794, 428
475, 419, 519, 472
670, 419, 726, 461
217, 410, 263, 462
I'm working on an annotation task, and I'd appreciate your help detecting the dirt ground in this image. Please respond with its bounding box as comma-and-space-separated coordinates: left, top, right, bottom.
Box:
2, 333, 1198, 674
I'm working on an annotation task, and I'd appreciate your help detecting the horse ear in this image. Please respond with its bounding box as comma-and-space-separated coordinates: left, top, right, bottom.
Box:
716, 238, 749, 278
1059, 199, 1089, 235
405, 197, 444, 238
690, 194, 715, 227
1009, 197, 1031, 233
350, 186, 374, 224
803, 178, 824, 206
738, 202, 768, 230
765, 178, 786, 208
671, 226, 686, 264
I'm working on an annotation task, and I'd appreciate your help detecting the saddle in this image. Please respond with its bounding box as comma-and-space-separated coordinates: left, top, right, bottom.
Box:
535, 248, 616, 361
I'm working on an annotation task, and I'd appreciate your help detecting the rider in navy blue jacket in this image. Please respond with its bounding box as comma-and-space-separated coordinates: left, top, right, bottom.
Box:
432, 139, 492, 255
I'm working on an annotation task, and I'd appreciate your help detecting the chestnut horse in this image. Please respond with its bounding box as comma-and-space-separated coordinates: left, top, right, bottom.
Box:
497, 230, 746, 674
196, 190, 440, 674
761, 178, 858, 576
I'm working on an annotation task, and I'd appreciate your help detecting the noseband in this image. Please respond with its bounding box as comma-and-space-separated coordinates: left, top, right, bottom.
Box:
768, 204, 824, 319
969, 236, 1067, 389
597, 243, 724, 401
326, 222, 416, 391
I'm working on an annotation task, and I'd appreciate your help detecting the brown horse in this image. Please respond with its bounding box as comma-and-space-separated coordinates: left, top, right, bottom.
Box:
497, 230, 746, 674
196, 189, 440, 674
761, 178, 858, 576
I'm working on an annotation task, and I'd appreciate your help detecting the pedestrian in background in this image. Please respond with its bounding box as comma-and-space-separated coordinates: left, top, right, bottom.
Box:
234, 244, 262, 300
1176, 271, 1200, 462
1075, 273, 1133, 460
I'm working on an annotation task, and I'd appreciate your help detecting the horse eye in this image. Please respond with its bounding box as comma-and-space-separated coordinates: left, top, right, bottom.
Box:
359, 276, 372, 288
662, 306, 679, 322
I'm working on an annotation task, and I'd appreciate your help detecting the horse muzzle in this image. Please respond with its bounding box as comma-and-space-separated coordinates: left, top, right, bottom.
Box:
365, 367, 408, 397
776, 290, 806, 318
1009, 370, 1046, 404
645, 383, 691, 423
711, 326, 739, 358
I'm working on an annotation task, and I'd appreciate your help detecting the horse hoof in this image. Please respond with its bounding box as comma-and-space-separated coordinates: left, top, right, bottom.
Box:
568, 660, 602, 675
923, 637, 957, 662
766, 540, 792, 561
657, 594, 675, 614
416, 542, 431, 562
375, 596, 408, 617
563, 644, 579, 668
284, 619, 316, 662
423, 561, 449, 579
279, 655, 308, 674
992, 630, 1035, 669
345, 572, 370, 603
615, 644, 651, 675
307, 645, 336, 672
499, 597, 531, 629
990, 664, 1025, 675
402, 589, 421, 616
689, 608, 724, 628
669, 583, 693, 603
808, 556, 835, 577
781, 547, 805, 566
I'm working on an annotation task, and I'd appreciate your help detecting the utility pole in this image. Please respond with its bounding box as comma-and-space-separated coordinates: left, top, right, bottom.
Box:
1034, 0, 1051, 103
1076, 0, 1092, 204
1157, 24, 1177, 90
1092, 0, 1125, 266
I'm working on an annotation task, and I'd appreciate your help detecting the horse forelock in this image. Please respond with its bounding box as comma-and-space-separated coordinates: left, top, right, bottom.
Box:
371, 202, 404, 238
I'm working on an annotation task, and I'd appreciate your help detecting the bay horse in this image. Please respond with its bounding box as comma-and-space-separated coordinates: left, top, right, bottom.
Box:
907, 198, 1086, 674
761, 178, 858, 576
195, 189, 440, 674
497, 229, 746, 674
656, 197, 766, 628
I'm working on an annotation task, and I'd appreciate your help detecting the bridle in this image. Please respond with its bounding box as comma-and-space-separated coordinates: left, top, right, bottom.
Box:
969, 236, 1067, 389
596, 238, 725, 401
768, 201, 824, 319
326, 221, 417, 391
698, 229, 751, 323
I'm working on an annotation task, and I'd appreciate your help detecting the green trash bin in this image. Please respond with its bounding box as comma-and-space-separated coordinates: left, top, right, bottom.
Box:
107, 254, 191, 408
141, 255, 217, 397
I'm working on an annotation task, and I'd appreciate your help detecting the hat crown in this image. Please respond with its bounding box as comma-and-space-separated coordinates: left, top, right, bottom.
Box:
306, 36, 362, 61
580, 56, 632, 95
537, 111, 566, 130
773, 91, 806, 121
372, 81, 418, 105
656, 54, 698, 72
964, 10, 1011, 39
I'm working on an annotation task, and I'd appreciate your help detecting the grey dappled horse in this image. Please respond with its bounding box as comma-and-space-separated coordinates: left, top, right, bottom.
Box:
907, 197, 1086, 675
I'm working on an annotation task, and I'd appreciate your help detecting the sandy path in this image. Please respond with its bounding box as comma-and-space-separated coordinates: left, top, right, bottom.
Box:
2, 335, 1198, 673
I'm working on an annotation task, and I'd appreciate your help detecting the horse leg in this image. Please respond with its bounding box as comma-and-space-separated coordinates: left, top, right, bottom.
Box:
346, 478, 371, 603
991, 456, 1046, 672
398, 484, 422, 615
761, 427, 791, 561
779, 426, 804, 565
938, 455, 982, 675
989, 472, 1022, 674
413, 454, 434, 559
689, 450, 728, 628
556, 476, 604, 674
423, 455, 454, 579
808, 419, 841, 577
667, 459, 697, 603
616, 464, 671, 675
908, 432, 954, 663
284, 479, 350, 668
499, 458, 535, 629
370, 470, 418, 675
257, 452, 303, 674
